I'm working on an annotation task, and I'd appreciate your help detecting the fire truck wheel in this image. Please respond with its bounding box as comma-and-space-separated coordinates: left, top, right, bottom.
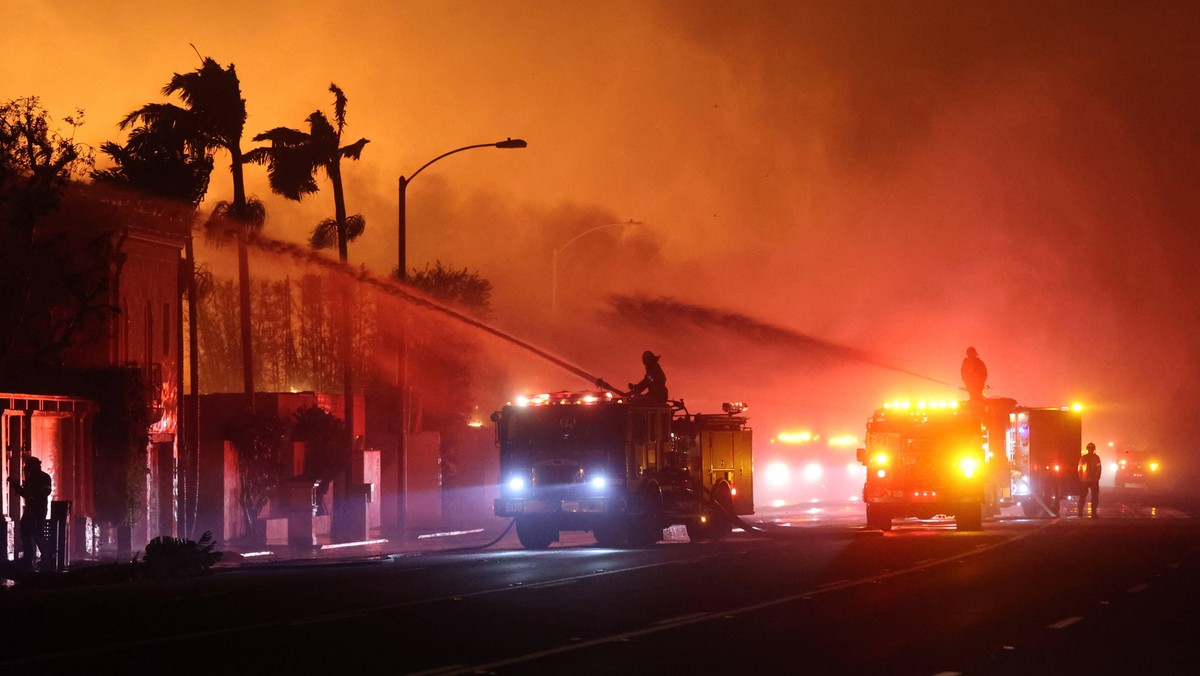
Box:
515, 518, 556, 549
865, 504, 891, 531
627, 486, 664, 547
593, 521, 626, 548
956, 504, 983, 531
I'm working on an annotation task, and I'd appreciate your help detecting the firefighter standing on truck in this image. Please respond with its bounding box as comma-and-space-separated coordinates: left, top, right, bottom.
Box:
961, 347, 988, 401
1078, 442, 1102, 518
628, 350, 668, 405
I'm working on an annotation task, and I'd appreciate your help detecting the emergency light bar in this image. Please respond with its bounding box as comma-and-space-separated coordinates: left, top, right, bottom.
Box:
512, 390, 616, 407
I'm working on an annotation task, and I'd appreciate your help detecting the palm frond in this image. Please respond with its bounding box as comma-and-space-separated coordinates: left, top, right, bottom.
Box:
162, 57, 246, 148
204, 196, 267, 243
344, 214, 366, 242
305, 112, 339, 156
309, 218, 338, 250
202, 201, 237, 248
340, 138, 369, 160
250, 126, 311, 146
119, 103, 190, 132
329, 83, 348, 133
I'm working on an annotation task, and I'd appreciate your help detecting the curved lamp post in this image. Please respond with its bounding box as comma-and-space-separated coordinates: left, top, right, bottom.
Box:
552, 220, 643, 316
393, 137, 525, 535
398, 138, 527, 278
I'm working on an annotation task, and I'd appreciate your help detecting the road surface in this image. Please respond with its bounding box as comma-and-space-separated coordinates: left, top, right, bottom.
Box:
1, 488, 1197, 675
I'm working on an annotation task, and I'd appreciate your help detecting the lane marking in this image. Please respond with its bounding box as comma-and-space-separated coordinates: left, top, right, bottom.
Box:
1126, 583, 1149, 593
1046, 616, 1082, 629
652, 612, 711, 627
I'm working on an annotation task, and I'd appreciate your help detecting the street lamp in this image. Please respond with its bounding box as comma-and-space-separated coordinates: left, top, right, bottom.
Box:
393, 137, 526, 536
397, 138, 527, 279
552, 220, 643, 315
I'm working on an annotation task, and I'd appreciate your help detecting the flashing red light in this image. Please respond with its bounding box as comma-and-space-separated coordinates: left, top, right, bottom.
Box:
730, 487, 738, 496
1053, 464, 1061, 472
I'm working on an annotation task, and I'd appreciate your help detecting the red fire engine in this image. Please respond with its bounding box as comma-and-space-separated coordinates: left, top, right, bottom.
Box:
492, 390, 754, 549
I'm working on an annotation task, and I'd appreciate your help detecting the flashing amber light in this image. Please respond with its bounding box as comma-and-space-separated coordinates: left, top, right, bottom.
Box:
884, 400, 958, 411
730, 486, 738, 496
467, 421, 483, 428
1052, 464, 1060, 472
959, 457, 981, 478
1149, 462, 1160, 472
828, 435, 860, 447
777, 431, 814, 444
872, 452, 889, 465
1071, 403, 1084, 412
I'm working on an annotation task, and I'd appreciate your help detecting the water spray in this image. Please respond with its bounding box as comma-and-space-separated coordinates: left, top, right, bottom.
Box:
237, 230, 607, 388
610, 295, 958, 388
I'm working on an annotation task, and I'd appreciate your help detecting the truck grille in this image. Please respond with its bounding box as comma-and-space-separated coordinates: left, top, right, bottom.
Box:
532, 459, 584, 486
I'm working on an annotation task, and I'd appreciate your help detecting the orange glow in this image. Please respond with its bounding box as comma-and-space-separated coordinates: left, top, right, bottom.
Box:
3, 2, 1195, 478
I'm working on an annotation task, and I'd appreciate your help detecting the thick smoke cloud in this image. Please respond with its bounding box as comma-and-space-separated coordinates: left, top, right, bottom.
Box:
5, 1, 1199, 473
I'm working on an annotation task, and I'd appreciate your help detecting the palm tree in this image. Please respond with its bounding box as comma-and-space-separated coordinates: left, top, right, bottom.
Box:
244, 83, 369, 263
245, 84, 368, 541
122, 56, 260, 400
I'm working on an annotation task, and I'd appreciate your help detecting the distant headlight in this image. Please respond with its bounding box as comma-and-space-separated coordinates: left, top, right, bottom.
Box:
765, 462, 790, 487
507, 476, 527, 493
802, 462, 823, 482
590, 475, 607, 490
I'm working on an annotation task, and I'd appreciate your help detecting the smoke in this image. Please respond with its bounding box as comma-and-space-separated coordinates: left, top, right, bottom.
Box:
8, 1, 1200, 476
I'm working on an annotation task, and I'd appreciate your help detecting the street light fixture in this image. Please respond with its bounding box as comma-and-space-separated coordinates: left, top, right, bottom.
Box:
397, 138, 527, 278
393, 137, 526, 537
552, 220, 643, 316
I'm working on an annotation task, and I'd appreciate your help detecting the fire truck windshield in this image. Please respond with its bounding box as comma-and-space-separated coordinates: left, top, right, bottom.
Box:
502, 405, 626, 456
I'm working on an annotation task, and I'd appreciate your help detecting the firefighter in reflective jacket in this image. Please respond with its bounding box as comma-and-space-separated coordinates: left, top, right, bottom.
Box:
1077, 442, 1102, 518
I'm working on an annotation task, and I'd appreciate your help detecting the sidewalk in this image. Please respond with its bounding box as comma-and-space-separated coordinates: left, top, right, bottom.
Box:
214, 518, 515, 569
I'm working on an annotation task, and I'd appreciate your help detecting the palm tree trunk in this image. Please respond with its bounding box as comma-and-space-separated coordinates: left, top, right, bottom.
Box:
230, 144, 255, 406
330, 165, 358, 542
185, 234, 200, 538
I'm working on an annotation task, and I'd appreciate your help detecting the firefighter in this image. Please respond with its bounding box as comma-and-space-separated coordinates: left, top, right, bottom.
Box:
961, 346, 988, 401
628, 350, 668, 405
8, 455, 52, 569
1077, 442, 1102, 518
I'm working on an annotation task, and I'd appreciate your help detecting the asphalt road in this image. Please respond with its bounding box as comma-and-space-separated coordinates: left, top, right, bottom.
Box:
2, 488, 1198, 675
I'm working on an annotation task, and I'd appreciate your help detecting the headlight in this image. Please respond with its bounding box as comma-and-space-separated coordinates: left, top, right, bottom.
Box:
1149, 462, 1160, 472
765, 462, 790, 487
959, 457, 981, 478
507, 476, 527, 493
802, 462, 823, 482
872, 452, 889, 465
590, 475, 607, 489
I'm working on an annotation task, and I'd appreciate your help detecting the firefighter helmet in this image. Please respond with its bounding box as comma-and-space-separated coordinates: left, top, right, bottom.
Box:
1086, 442, 1096, 451
966, 346, 978, 357
642, 350, 659, 363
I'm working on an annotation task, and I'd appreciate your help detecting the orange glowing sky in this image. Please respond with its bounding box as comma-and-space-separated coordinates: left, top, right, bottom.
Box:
6, 1, 1200, 452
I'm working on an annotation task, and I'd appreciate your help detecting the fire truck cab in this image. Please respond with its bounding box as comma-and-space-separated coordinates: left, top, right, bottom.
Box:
858, 400, 986, 531
857, 397, 1083, 531
492, 390, 754, 549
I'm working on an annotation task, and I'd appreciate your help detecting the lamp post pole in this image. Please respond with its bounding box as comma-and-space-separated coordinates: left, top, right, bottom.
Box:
552, 220, 643, 316
394, 137, 526, 535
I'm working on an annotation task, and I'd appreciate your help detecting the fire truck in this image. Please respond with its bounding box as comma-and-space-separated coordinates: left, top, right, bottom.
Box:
857, 397, 1082, 531
492, 390, 754, 549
